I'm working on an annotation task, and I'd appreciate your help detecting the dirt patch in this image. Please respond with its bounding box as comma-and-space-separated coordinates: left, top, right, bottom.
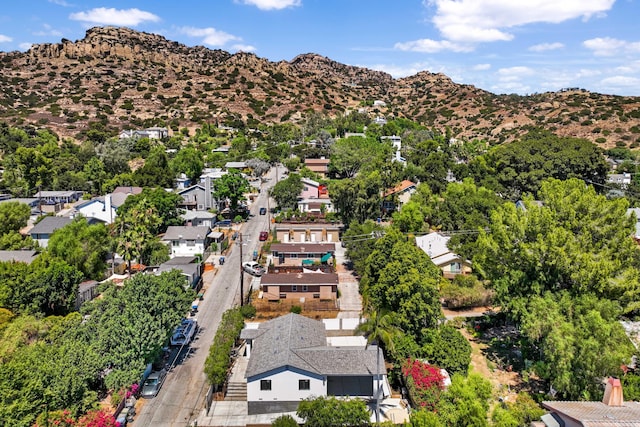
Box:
460, 327, 521, 401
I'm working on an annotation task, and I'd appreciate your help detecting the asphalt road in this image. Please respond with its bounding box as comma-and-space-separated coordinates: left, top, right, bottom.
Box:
131, 167, 277, 427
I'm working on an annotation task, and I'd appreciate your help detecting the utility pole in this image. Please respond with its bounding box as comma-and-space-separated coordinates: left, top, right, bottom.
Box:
239, 233, 244, 306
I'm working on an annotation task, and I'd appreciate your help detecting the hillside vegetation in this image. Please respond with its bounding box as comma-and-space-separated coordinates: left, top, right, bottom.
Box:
1, 26, 640, 148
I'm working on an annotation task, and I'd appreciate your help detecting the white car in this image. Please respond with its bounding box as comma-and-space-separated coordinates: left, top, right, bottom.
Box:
242, 261, 265, 276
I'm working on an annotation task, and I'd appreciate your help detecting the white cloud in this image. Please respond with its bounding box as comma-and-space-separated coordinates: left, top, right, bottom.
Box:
232, 44, 257, 52
497, 66, 535, 77
0, 35, 12, 43
33, 24, 63, 37
236, 0, 301, 10
472, 63, 491, 71
529, 42, 564, 52
179, 27, 241, 47
583, 37, 640, 56
69, 8, 160, 26
19, 42, 33, 50
394, 38, 471, 53
600, 75, 640, 87
427, 0, 615, 43
48, 0, 72, 6
491, 81, 531, 94
368, 62, 439, 78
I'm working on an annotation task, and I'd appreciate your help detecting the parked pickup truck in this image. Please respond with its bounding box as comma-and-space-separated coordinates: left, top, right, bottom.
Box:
170, 318, 197, 346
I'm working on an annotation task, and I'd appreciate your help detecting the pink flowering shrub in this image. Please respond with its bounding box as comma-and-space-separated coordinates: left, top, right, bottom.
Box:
75, 409, 118, 427
402, 358, 445, 409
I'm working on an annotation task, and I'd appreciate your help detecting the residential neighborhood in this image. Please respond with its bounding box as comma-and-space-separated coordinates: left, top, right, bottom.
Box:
1, 99, 640, 427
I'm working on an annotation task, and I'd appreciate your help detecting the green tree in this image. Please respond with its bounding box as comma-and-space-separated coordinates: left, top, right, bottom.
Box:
342, 220, 385, 276
47, 217, 110, 280
329, 135, 389, 179
213, 170, 250, 215
0, 201, 30, 235
113, 198, 162, 273
271, 414, 298, 427
419, 325, 471, 376
83, 157, 108, 195
170, 146, 204, 183
392, 200, 428, 233
270, 173, 303, 211
27, 255, 84, 316
296, 396, 370, 427
431, 178, 502, 259
472, 129, 608, 200
133, 147, 173, 188
475, 178, 640, 314
118, 188, 183, 235
491, 392, 544, 427
330, 171, 383, 225
435, 373, 492, 427
361, 230, 442, 337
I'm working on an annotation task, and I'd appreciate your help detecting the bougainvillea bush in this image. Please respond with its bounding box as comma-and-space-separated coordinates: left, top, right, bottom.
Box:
402, 358, 446, 409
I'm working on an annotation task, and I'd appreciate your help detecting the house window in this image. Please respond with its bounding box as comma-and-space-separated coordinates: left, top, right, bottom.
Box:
302, 285, 308, 292
299, 379, 310, 390
292, 285, 298, 292
260, 380, 272, 391
187, 240, 196, 247
172, 241, 179, 247
451, 262, 461, 273
279, 293, 286, 299
290, 254, 297, 259
313, 293, 320, 299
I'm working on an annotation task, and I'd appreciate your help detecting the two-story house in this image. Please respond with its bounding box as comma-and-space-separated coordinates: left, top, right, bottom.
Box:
382, 180, 416, 213
270, 243, 335, 266
162, 226, 211, 258
242, 313, 388, 415
304, 158, 330, 179
274, 222, 342, 243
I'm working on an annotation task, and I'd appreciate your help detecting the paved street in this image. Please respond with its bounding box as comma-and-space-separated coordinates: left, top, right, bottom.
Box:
131, 167, 276, 427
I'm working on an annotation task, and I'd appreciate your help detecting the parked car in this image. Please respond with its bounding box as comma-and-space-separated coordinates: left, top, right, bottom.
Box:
259, 231, 269, 241
242, 261, 265, 276
259, 207, 267, 215
170, 318, 197, 346
141, 369, 167, 398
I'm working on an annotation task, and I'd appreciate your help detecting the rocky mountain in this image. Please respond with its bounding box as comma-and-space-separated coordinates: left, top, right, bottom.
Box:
1, 26, 639, 148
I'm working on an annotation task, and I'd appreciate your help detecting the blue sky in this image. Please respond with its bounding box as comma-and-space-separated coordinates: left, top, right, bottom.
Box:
1, 0, 639, 96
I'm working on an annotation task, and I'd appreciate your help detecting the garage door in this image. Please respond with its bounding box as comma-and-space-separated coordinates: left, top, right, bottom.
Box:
327, 376, 373, 397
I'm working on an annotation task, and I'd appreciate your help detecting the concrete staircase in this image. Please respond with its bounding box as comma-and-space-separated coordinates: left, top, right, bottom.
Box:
225, 382, 247, 401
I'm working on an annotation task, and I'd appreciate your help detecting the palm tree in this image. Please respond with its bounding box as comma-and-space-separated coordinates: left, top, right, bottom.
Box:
356, 307, 399, 425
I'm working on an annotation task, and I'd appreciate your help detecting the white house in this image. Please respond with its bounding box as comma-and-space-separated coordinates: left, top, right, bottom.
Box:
381, 135, 406, 164
242, 313, 388, 415
162, 226, 211, 258
72, 192, 133, 225
415, 232, 472, 278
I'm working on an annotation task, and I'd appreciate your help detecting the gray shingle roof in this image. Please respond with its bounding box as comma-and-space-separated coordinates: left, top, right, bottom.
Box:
543, 401, 640, 426
245, 313, 385, 379
0, 250, 38, 264
163, 226, 210, 240
29, 216, 73, 234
